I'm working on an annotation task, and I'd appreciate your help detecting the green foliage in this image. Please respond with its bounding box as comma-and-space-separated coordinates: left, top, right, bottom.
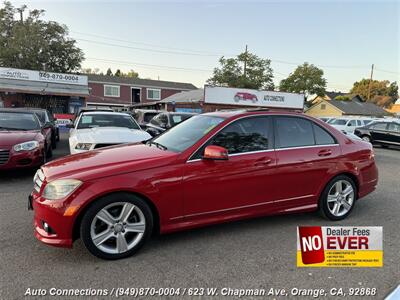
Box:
207, 51, 274, 90
279, 62, 326, 101
350, 79, 398, 107
106, 68, 113, 76
0, 1, 84, 72
335, 95, 351, 101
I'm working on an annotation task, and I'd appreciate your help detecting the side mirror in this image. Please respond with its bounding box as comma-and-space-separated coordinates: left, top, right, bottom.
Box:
66, 123, 74, 129
202, 145, 228, 161
43, 122, 52, 129
347, 123, 352, 126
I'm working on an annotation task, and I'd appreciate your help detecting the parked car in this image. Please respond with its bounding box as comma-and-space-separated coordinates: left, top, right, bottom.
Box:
30, 110, 378, 259
73, 107, 113, 121
68, 111, 151, 154
234, 92, 258, 103
354, 120, 400, 147
145, 112, 197, 137
328, 117, 371, 133
131, 109, 161, 130
0, 109, 49, 170
19, 108, 59, 149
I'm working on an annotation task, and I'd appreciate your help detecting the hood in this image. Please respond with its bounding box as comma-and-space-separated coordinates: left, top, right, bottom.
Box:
42, 143, 178, 181
74, 127, 151, 143
0, 130, 41, 147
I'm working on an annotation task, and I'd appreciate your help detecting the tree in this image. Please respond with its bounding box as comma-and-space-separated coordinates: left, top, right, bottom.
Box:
114, 69, 121, 77
350, 79, 398, 107
106, 68, 113, 76
279, 62, 326, 101
81, 67, 100, 74
124, 69, 139, 78
0, 1, 84, 72
207, 51, 274, 90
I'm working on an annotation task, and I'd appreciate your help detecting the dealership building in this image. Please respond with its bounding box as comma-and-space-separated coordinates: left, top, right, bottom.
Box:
0, 67, 89, 114
0, 67, 197, 114
132, 86, 305, 113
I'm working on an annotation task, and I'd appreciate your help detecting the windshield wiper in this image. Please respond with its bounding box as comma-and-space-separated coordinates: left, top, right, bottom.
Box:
146, 141, 168, 150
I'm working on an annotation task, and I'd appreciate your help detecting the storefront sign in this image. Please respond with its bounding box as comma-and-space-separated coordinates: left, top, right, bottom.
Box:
0, 67, 88, 86
297, 226, 383, 267
204, 86, 304, 109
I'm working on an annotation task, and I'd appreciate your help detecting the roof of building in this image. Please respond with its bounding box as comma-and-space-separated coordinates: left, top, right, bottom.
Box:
328, 99, 389, 116
325, 91, 347, 100
87, 74, 197, 90
159, 88, 204, 103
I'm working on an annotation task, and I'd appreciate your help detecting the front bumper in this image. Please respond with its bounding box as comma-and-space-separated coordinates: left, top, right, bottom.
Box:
30, 192, 74, 248
0, 148, 43, 170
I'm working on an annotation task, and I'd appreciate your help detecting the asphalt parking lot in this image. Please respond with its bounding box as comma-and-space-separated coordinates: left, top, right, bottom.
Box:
0, 133, 399, 299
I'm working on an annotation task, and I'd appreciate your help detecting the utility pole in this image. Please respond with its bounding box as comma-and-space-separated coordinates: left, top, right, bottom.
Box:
367, 64, 374, 101
243, 45, 248, 78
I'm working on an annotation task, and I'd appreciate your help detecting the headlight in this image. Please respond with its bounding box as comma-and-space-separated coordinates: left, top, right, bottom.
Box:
75, 143, 93, 150
43, 179, 82, 200
14, 141, 39, 152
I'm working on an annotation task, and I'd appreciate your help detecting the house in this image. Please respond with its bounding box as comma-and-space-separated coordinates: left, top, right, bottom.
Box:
86, 74, 197, 109
306, 98, 389, 118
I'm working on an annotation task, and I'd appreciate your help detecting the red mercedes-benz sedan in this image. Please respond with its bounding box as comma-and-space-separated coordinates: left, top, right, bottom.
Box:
29, 110, 378, 259
0, 110, 48, 170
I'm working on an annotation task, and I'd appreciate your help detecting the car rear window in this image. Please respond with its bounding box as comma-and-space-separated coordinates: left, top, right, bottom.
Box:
313, 124, 336, 145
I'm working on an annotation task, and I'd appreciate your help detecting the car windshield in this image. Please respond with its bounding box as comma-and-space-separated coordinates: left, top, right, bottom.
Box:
330, 119, 348, 125
0, 112, 40, 130
152, 115, 225, 152
77, 114, 140, 130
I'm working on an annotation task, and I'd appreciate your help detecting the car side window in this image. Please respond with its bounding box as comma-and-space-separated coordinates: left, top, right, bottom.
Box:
313, 123, 336, 145
388, 123, 400, 132
371, 123, 387, 130
210, 117, 270, 154
274, 117, 315, 148
150, 115, 161, 126
348, 120, 357, 126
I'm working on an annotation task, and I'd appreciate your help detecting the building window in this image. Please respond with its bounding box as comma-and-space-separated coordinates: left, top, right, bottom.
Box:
104, 85, 120, 97
147, 88, 161, 100
321, 104, 326, 110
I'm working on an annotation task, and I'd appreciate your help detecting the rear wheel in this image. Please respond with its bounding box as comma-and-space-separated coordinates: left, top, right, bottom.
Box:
80, 193, 153, 260
319, 175, 357, 220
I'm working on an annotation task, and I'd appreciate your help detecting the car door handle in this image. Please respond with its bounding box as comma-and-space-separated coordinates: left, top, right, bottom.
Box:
318, 149, 332, 157
254, 158, 272, 166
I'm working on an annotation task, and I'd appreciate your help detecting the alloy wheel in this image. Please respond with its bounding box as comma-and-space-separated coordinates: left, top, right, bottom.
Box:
90, 202, 146, 254
327, 180, 354, 217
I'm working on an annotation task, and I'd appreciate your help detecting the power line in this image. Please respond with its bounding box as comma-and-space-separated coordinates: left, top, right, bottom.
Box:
374, 67, 400, 75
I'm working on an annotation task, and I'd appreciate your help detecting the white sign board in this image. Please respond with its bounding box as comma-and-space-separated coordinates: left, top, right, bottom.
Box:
0, 67, 88, 86
204, 86, 304, 109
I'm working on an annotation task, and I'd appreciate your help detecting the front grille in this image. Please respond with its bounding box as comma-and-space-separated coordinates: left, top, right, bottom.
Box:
33, 169, 45, 193
0, 150, 10, 165
94, 143, 119, 149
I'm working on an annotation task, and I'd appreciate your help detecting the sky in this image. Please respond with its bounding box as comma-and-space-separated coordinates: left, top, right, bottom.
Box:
6, 0, 400, 92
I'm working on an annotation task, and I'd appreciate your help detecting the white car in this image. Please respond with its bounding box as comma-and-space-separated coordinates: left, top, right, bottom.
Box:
68, 112, 151, 154
328, 118, 372, 133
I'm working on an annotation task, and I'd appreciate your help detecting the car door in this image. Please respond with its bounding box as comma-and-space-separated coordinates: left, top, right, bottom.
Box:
182, 116, 277, 221
386, 122, 400, 145
272, 116, 341, 210
346, 119, 357, 133
369, 122, 389, 142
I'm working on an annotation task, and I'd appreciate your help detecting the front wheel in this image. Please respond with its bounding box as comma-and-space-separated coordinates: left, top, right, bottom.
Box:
361, 135, 371, 143
80, 193, 153, 260
319, 175, 357, 220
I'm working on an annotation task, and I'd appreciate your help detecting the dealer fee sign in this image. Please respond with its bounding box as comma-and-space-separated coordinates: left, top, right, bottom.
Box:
297, 226, 383, 267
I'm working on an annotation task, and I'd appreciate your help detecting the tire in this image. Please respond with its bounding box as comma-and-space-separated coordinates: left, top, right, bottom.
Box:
80, 193, 153, 260
46, 143, 53, 158
51, 133, 57, 149
319, 175, 357, 221
361, 135, 371, 143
